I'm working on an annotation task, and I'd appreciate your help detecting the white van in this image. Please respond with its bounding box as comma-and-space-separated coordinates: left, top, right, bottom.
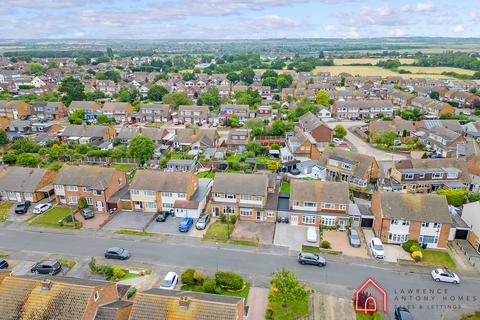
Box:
306, 226, 318, 243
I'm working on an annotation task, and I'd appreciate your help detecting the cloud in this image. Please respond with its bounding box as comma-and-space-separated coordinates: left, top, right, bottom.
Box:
339, 5, 413, 27
388, 29, 409, 37
451, 24, 465, 33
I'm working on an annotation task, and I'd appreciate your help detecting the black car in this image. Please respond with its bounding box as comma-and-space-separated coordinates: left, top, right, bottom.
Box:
298, 252, 326, 267
15, 201, 31, 214
394, 307, 414, 320
0, 260, 8, 269
80, 208, 95, 219
105, 247, 130, 260
31, 260, 62, 275
155, 212, 168, 222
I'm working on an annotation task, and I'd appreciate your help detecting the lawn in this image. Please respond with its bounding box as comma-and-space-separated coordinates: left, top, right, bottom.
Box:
226, 154, 244, 163
421, 249, 456, 269
110, 163, 135, 172
0, 201, 13, 223
29, 207, 78, 229
115, 229, 159, 237
281, 181, 290, 193
400, 66, 476, 75
268, 296, 309, 320
356, 312, 383, 320
204, 221, 232, 239
312, 66, 455, 79
197, 171, 216, 179
56, 257, 76, 270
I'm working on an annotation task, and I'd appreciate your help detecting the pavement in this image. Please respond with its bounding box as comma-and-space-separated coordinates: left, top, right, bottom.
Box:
146, 216, 206, 237
363, 229, 411, 263
274, 224, 319, 250
231, 221, 275, 244
322, 229, 368, 258
246, 287, 269, 320
102, 211, 154, 231
315, 293, 356, 320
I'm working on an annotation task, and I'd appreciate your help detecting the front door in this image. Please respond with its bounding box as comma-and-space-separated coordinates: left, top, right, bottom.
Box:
96, 201, 104, 212
134, 201, 142, 210
15, 193, 22, 202
212, 207, 219, 217
256, 211, 262, 220
291, 215, 298, 226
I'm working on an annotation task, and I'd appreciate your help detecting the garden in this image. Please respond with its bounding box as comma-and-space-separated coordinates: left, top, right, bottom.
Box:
28, 207, 80, 229
0, 201, 13, 223
88, 257, 150, 282
203, 215, 257, 246
401, 240, 456, 269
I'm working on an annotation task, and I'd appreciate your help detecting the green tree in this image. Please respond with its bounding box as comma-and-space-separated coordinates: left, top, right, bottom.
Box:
75, 56, 89, 66
12, 138, 40, 154
333, 125, 347, 139
85, 90, 106, 101
199, 87, 220, 106
235, 89, 262, 107
239, 67, 255, 85
315, 90, 330, 105
276, 74, 293, 89
162, 92, 192, 110
147, 85, 169, 101
230, 115, 239, 127
270, 269, 308, 308
96, 114, 111, 124
68, 109, 85, 124
261, 70, 278, 79
106, 47, 114, 59
28, 62, 45, 75
16, 153, 42, 167
59, 77, 86, 105
271, 121, 286, 136
128, 135, 155, 164
2, 152, 17, 165
375, 131, 397, 146
246, 141, 262, 156
226, 72, 240, 83
262, 77, 277, 88
430, 91, 440, 100
47, 61, 59, 69
436, 189, 467, 206
49, 144, 61, 161
78, 197, 88, 209
0, 129, 8, 145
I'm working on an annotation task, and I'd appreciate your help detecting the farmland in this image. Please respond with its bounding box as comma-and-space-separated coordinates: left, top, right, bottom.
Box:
312, 66, 455, 79
333, 58, 416, 65
399, 66, 476, 75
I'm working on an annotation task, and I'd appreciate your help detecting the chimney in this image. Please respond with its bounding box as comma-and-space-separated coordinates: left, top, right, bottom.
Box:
178, 296, 190, 310
40, 279, 53, 291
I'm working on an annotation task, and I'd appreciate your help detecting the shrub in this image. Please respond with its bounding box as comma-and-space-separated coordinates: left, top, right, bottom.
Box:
409, 245, 421, 253
181, 268, 196, 285
203, 278, 219, 294
230, 215, 237, 225
112, 266, 126, 281
88, 257, 97, 273
96, 264, 113, 280
435, 189, 467, 206
77, 197, 88, 209
126, 287, 137, 299
402, 240, 419, 253
320, 240, 331, 249
412, 250, 423, 262
467, 192, 480, 203
193, 270, 204, 285
220, 213, 227, 223
215, 271, 244, 291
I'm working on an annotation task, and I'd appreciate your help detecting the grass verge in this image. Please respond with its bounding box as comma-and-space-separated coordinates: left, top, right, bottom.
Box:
0, 201, 13, 223
115, 229, 159, 237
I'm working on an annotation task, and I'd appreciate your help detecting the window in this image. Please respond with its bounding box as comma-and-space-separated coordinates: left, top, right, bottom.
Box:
388, 233, 408, 243
163, 203, 174, 209
302, 215, 316, 225
131, 189, 140, 195
321, 203, 333, 209
223, 206, 235, 214
145, 202, 157, 209
86, 197, 93, 205
68, 196, 78, 204
447, 171, 458, 179
419, 173, 425, 178
267, 211, 275, 218
240, 209, 252, 216
419, 235, 438, 245
162, 192, 172, 197
421, 222, 430, 228
94, 291, 100, 302
225, 194, 235, 199
54, 185, 64, 191
94, 190, 102, 196
342, 163, 352, 170
433, 223, 441, 229
83, 186, 90, 192
304, 201, 316, 207
402, 220, 410, 226
67, 185, 78, 191
339, 204, 347, 210
214, 193, 221, 198
144, 190, 155, 196
432, 172, 443, 179
391, 219, 398, 225
321, 216, 336, 226
293, 201, 300, 206
403, 173, 414, 180
178, 193, 186, 199
240, 194, 250, 200
256, 196, 262, 202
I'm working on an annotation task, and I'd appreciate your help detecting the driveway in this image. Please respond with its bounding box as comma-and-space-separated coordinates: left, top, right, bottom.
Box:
75, 212, 110, 230
274, 224, 319, 250
326, 121, 408, 161
362, 229, 411, 263
322, 229, 368, 258
247, 287, 269, 320
146, 216, 206, 237
6, 198, 54, 223
231, 221, 275, 244
102, 211, 155, 231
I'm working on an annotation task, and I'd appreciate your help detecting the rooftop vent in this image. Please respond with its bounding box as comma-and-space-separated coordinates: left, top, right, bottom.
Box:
40, 279, 52, 291
178, 296, 190, 310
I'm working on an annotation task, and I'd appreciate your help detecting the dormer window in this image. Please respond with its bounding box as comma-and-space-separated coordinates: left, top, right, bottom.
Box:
404, 173, 414, 180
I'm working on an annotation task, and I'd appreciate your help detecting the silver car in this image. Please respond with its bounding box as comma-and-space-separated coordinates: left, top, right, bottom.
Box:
348, 229, 361, 247
195, 215, 210, 230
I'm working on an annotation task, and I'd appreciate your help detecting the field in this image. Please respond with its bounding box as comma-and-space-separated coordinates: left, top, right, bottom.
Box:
399, 66, 476, 75
313, 66, 455, 79
333, 58, 416, 65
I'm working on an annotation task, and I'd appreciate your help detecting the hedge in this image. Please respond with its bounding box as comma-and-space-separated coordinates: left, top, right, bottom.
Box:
215, 271, 244, 291
435, 189, 467, 207
402, 240, 419, 253
181, 268, 196, 285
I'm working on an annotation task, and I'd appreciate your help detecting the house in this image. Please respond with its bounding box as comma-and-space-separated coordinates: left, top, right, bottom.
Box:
467, 155, 480, 192
461, 201, 480, 254
386, 158, 471, 193
332, 100, 394, 120
368, 117, 417, 138
129, 171, 210, 218
315, 147, 379, 188
140, 103, 171, 123
58, 124, 116, 145
449, 91, 479, 107
210, 173, 279, 222
419, 126, 466, 158
127, 288, 244, 320
102, 102, 134, 123
54, 166, 127, 212
173, 128, 220, 150
289, 179, 349, 228
116, 127, 167, 145
165, 159, 197, 172
0, 167, 57, 202
218, 104, 250, 124
318, 108, 332, 121
390, 89, 415, 107
372, 192, 452, 249
68, 101, 101, 121
0, 275, 122, 320
225, 129, 250, 153
177, 105, 209, 125
32, 101, 67, 120
7, 120, 30, 134
286, 128, 321, 160
297, 112, 333, 143
0, 100, 31, 119
256, 105, 273, 121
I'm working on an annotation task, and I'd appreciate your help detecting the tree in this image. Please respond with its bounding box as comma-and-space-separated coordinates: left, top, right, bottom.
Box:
147, 85, 169, 101
235, 89, 262, 106
68, 109, 85, 124
182, 72, 196, 81
162, 92, 192, 110
199, 87, 220, 106
271, 121, 287, 136
96, 114, 111, 124
59, 77, 85, 105
230, 115, 239, 127
261, 70, 278, 79
226, 72, 240, 83
12, 138, 40, 154
28, 62, 45, 75
315, 90, 330, 105
430, 91, 440, 100
267, 160, 280, 172
75, 56, 89, 66
375, 131, 397, 147
78, 197, 88, 209
276, 74, 293, 89
333, 125, 347, 139
47, 61, 59, 69
270, 269, 308, 308
0, 129, 8, 145
3, 152, 17, 165
246, 141, 262, 156
239, 67, 255, 85
436, 189, 467, 206
16, 153, 41, 167
262, 77, 277, 88
128, 135, 155, 164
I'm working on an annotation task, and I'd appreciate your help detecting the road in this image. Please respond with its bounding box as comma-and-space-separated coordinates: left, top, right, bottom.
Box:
1, 229, 478, 319
326, 121, 409, 161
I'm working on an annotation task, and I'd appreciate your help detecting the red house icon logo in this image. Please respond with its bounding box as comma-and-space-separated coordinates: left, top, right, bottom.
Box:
354, 278, 387, 313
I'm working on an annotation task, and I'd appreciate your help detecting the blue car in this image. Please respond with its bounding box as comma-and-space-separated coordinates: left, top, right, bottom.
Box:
178, 217, 193, 232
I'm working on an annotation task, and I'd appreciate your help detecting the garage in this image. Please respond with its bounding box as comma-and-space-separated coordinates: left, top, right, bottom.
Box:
455, 228, 469, 240
361, 217, 374, 228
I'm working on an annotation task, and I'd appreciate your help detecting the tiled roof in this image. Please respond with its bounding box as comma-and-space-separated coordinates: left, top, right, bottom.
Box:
55, 165, 119, 190
0, 166, 50, 193
130, 171, 195, 193
290, 179, 349, 204
212, 172, 268, 196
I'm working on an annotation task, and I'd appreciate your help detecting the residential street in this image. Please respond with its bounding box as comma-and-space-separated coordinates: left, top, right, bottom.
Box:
1, 229, 478, 319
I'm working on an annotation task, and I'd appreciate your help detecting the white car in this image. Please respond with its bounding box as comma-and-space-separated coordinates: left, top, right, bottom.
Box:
332, 138, 344, 144
160, 272, 178, 290
32, 203, 52, 214
306, 226, 318, 243
431, 268, 460, 284
370, 237, 385, 259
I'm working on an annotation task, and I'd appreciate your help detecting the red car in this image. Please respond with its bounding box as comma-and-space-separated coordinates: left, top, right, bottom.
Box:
175, 120, 183, 125
127, 120, 137, 125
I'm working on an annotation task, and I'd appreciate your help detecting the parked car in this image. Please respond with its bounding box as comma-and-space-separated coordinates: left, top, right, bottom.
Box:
332, 138, 343, 144
14, 201, 31, 214
370, 237, 385, 259
394, 306, 414, 320
159, 272, 178, 290
0, 260, 8, 269
431, 268, 460, 284
348, 229, 361, 247
195, 214, 210, 230
105, 247, 130, 260
31, 260, 62, 275
178, 217, 193, 232
306, 226, 318, 243
80, 208, 95, 220
32, 203, 52, 214
298, 252, 326, 267
155, 212, 169, 222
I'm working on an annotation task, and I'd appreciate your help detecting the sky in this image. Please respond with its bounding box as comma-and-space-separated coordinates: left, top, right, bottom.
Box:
1, 0, 479, 39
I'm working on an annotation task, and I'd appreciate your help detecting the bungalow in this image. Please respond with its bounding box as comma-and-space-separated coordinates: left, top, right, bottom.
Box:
0, 166, 57, 203
372, 192, 452, 249
139, 103, 171, 123
116, 127, 167, 145
165, 159, 197, 172
58, 124, 116, 145
173, 128, 220, 151
68, 101, 101, 121
102, 102, 133, 123
289, 179, 350, 228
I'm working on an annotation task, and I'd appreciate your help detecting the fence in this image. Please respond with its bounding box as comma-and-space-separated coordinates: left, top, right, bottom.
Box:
82, 157, 140, 165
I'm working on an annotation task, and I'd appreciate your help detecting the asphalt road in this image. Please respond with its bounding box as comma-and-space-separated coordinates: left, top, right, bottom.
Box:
1, 229, 478, 319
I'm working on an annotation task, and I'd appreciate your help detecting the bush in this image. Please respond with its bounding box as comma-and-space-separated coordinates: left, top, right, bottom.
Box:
409, 245, 421, 253
412, 250, 423, 262
467, 192, 480, 203
78, 197, 88, 209
203, 278, 219, 294
320, 240, 331, 249
215, 271, 244, 291
88, 257, 97, 273
181, 268, 196, 285
126, 287, 137, 299
193, 270, 204, 285
220, 213, 227, 223
230, 215, 237, 225
97, 264, 113, 280
435, 189, 467, 206
111, 266, 126, 281
402, 240, 419, 253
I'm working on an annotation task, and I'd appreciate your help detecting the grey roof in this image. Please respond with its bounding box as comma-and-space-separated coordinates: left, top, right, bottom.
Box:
117, 127, 166, 141
60, 125, 110, 138
394, 158, 471, 183
130, 171, 195, 193
318, 147, 376, 179
335, 100, 394, 109
141, 288, 242, 304
377, 192, 451, 224
54, 166, 118, 190
290, 179, 349, 204
68, 101, 99, 110
212, 173, 268, 196
0, 167, 49, 192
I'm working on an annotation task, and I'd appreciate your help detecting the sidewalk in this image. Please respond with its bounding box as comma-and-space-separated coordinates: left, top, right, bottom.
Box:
246, 287, 269, 320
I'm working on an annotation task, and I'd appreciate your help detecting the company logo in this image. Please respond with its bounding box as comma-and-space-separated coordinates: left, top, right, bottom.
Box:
354, 278, 388, 313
